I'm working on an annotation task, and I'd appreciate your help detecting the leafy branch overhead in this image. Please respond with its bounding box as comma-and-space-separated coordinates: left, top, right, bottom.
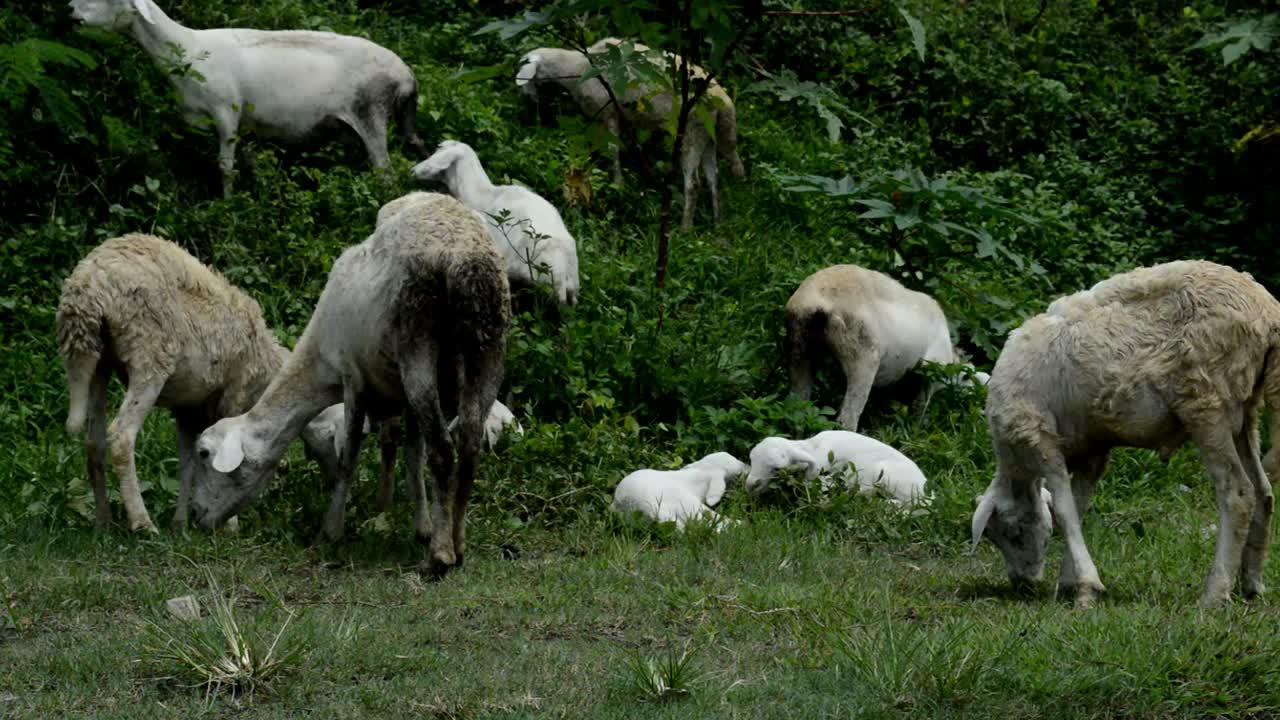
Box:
744, 67, 866, 142
1194, 13, 1277, 65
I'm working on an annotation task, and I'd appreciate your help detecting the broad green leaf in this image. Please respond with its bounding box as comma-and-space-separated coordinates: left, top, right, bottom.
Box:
899, 7, 927, 62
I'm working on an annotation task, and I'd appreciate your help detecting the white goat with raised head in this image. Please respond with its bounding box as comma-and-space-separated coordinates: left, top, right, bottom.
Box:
786, 264, 988, 432
515, 38, 744, 230
68, 0, 425, 197
411, 140, 579, 305
192, 192, 510, 576
972, 260, 1280, 608
745, 430, 928, 508
612, 452, 746, 530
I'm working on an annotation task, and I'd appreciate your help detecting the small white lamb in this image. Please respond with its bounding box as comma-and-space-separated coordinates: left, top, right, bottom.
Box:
786, 264, 988, 432
411, 140, 580, 305
973, 260, 1280, 608
516, 38, 744, 230
69, 0, 425, 197
745, 431, 928, 508
612, 452, 746, 530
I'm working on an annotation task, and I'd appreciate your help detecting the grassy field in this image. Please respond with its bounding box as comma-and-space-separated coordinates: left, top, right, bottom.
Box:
6, 446, 1280, 719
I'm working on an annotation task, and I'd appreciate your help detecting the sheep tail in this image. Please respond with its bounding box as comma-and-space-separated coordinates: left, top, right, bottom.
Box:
56, 274, 108, 435
715, 102, 745, 179
397, 77, 425, 156
785, 306, 827, 380
447, 256, 511, 350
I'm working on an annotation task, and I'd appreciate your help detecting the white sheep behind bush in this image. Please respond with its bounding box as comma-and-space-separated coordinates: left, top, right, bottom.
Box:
411, 140, 579, 305
972, 260, 1280, 608
612, 452, 746, 530
69, 0, 425, 197
745, 430, 928, 508
786, 264, 988, 432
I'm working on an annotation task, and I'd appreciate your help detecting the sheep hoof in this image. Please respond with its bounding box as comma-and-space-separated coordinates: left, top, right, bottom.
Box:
130, 518, 158, 534
169, 515, 187, 533
1198, 592, 1231, 609
1059, 581, 1104, 608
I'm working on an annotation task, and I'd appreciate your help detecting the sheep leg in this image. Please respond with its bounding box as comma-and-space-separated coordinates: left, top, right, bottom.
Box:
1234, 427, 1272, 598
679, 141, 699, 231
402, 353, 458, 575
107, 378, 165, 533
699, 144, 722, 223
351, 112, 391, 169
170, 414, 200, 532
449, 355, 500, 568
375, 418, 399, 512
1044, 452, 1104, 606
828, 318, 878, 432
1194, 425, 1256, 607
213, 110, 240, 199
401, 414, 432, 543
1056, 453, 1108, 596
604, 112, 624, 185
318, 384, 367, 543
84, 364, 111, 531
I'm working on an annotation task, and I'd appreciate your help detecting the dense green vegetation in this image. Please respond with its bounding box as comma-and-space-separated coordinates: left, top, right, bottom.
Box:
3, 0, 1280, 716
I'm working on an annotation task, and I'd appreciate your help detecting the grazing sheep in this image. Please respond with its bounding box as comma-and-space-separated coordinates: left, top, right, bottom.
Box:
411, 140, 580, 305
971, 260, 1280, 608
515, 37, 744, 230
192, 192, 510, 575
745, 430, 928, 508
56, 233, 345, 532
786, 264, 989, 432
612, 452, 745, 530
68, 0, 425, 197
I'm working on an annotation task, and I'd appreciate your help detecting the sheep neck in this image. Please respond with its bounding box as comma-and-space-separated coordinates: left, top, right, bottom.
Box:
442, 152, 497, 210
240, 345, 341, 467
127, 2, 198, 72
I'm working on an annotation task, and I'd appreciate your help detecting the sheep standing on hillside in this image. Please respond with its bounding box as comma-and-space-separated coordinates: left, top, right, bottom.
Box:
515, 38, 744, 230
192, 192, 510, 575
786, 264, 988, 432
412, 140, 580, 305
971, 260, 1280, 608
745, 430, 928, 508
612, 452, 746, 530
68, 0, 425, 197
56, 234, 346, 532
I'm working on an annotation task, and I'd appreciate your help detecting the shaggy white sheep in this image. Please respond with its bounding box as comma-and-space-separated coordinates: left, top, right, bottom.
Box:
745, 430, 928, 508
515, 37, 744, 230
192, 192, 510, 575
68, 0, 424, 197
786, 264, 988, 432
972, 260, 1280, 608
56, 233, 345, 532
612, 452, 745, 530
411, 140, 580, 305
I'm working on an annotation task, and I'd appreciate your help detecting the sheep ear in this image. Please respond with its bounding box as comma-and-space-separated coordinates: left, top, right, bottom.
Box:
787, 446, 822, 478
704, 473, 727, 507
971, 495, 996, 553
410, 152, 453, 182
131, 0, 155, 23
212, 428, 245, 473
515, 55, 540, 86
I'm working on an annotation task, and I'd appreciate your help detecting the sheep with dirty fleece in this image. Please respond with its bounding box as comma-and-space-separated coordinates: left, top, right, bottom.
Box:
745, 431, 929, 509
612, 452, 746, 531
515, 37, 744, 230
56, 234, 349, 533
786, 264, 988, 433
972, 260, 1280, 608
68, 0, 424, 198
411, 140, 580, 305
192, 192, 510, 575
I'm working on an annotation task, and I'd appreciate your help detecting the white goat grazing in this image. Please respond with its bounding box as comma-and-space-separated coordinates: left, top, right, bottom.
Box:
56, 234, 345, 532
411, 140, 580, 305
192, 192, 510, 575
68, 0, 425, 197
972, 260, 1280, 608
612, 452, 746, 530
745, 431, 928, 508
516, 37, 744, 230
786, 264, 989, 432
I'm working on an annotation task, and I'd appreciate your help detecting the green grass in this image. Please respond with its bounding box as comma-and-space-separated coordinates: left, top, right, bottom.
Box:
5, 462, 1280, 719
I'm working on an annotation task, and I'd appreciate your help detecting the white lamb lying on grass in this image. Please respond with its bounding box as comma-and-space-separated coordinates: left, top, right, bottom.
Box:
744, 431, 929, 509
612, 452, 746, 530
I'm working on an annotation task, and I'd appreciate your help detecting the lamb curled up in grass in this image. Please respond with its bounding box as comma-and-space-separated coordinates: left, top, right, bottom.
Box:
612, 452, 746, 531
745, 430, 928, 509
